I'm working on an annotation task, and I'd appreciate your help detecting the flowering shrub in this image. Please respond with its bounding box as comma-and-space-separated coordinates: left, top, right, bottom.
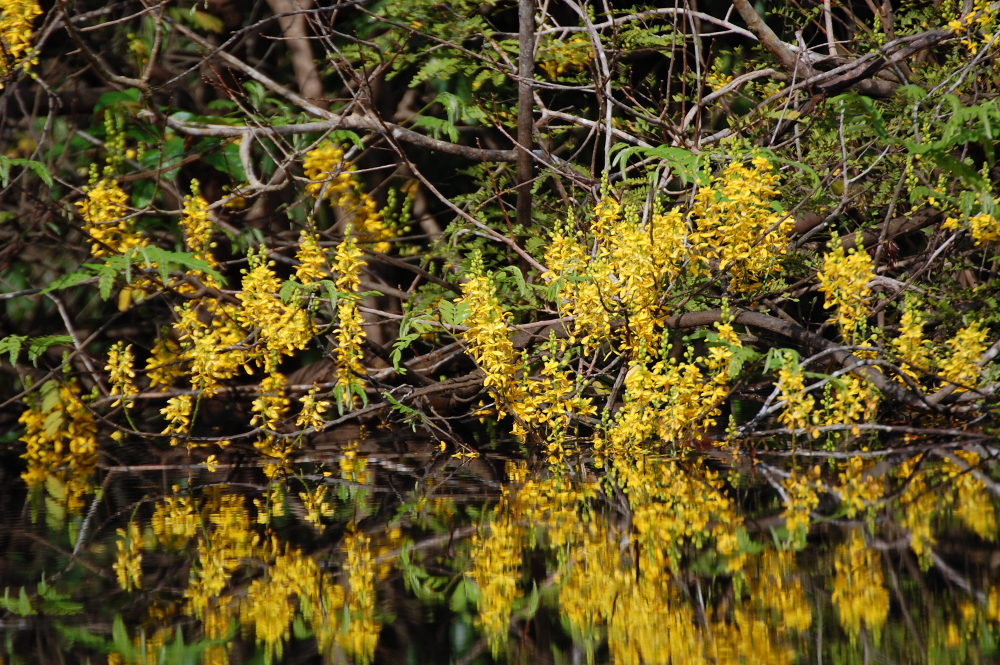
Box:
4, 0, 1000, 663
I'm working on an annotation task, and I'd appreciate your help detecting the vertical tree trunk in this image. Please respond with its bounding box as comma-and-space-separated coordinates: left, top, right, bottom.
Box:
516, 0, 534, 230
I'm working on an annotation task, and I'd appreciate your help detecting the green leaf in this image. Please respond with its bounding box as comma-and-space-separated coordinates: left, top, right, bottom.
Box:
525, 581, 540, 619
201, 140, 247, 181
410, 114, 459, 143
499, 266, 530, 298
94, 88, 142, 116
27, 335, 73, 366
98, 266, 116, 301
279, 279, 301, 304
327, 129, 364, 150
190, 9, 224, 33
41, 267, 98, 294
0, 156, 53, 188
112, 615, 138, 661
0, 334, 27, 365
609, 143, 707, 184
410, 56, 461, 88
0, 587, 34, 616
449, 578, 469, 613
440, 299, 470, 326
55, 624, 109, 651
390, 323, 420, 373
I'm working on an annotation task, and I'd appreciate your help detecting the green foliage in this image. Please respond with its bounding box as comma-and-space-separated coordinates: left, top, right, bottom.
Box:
0, 334, 72, 366
42, 247, 224, 300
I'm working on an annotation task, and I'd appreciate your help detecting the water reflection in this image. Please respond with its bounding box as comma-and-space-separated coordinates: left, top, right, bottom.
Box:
2, 435, 999, 663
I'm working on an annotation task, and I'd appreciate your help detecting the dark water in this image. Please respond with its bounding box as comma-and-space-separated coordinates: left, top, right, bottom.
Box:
2, 433, 999, 665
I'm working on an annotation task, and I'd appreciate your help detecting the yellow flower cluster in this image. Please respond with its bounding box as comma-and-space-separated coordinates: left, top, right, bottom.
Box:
943, 211, 1000, 244
295, 231, 327, 284
821, 373, 880, 435
0, 0, 42, 86
817, 239, 873, 342
141, 487, 355, 665
939, 321, 989, 392
238, 247, 313, 361
604, 322, 740, 455
468, 506, 523, 656
296, 385, 331, 431
240, 547, 324, 663
251, 371, 289, 432
946, 0, 999, 53
781, 466, 822, 548
706, 67, 735, 92
776, 351, 817, 435
171, 300, 246, 398
831, 529, 890, 641
545, 200, 689, 353
150, 490, 199, 549
332, 230, 368, 410
542, 218, 613, 351
457, 253, 516, 394
340, 440, 371, 486
180, 179, 218, 273
751, 549, 813, 632
106, 341, 138, 408
837, 455, 884, 519
303, 142, 396, 253
500, 463, 810, 664
78, 178, 145, 257
252, 371, 295, 472
626, 456, 744, 573
340, 531, 380, 664
184, 494, 259, 621
113, 521, 143, 592
945, 450, 998, 541
892, 303, 932, 374
300, 485, 335, 528
145, 333, 185, 389
253, 482, 286, 527
18, 379, 97, 514
538, 34, 591, 79
160, 393, 193, 445
557, 531, 621, 643
689, 156, 793, 293
895, 457, 937, 568
542, 158, 784, 360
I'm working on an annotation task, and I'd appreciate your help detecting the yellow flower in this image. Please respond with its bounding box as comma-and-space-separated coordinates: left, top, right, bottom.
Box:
0, 0, 42, 86
299, 485, 334, 529
296, 385, 331, 431
295, 231, 327, 284
688, 156, 792, 293
19, 379, 98, 514
180, 179, 218, 274
939, 321, 989, 392
251, 371, 290, 432
468, 508, 522, 656
339, 531, 380, 664
151, 490, 199, 548
831, 530, 889, 640
106, 341, 138, 408
776, 351, 817, 435
238, 247, 314, 361
817, 238, 873, 342
113, 521, 143, 591
161, 393, 193, 444
892, 303, 932, 374
303, 142, 396, 252
77, 178, 145, 257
